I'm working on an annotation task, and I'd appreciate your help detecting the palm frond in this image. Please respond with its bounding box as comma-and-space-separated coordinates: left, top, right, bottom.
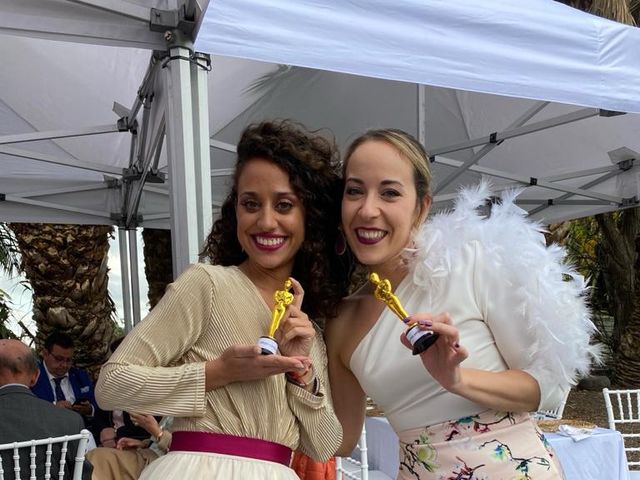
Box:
244, 64, 296, 96
0, 223, 21, 275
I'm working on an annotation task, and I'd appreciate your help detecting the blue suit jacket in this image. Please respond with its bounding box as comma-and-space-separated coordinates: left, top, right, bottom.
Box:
31, 362, 98, 412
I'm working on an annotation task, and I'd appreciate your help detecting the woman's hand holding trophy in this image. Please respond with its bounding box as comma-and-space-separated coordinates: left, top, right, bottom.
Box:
369, 273, 439, 355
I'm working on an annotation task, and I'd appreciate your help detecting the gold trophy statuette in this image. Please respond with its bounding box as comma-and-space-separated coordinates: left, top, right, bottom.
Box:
258, 279, 294, 355
369, 273, 439, 355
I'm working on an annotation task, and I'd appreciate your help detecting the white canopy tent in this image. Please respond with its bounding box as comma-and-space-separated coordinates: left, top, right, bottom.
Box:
199, 0, 640, 223
1, 0, 639, 328
0, 0, 216, 330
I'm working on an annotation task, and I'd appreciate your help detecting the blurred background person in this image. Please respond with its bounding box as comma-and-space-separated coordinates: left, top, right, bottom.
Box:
0, 339, 93, 480
31, 330, 99, 442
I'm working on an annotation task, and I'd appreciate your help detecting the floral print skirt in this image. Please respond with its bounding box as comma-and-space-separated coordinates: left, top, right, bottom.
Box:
397, 410, 564, 479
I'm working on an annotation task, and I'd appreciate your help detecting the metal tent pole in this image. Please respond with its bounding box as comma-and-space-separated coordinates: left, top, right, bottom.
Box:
127, 227, 141, 326
118, 227, 133, 333
163, 37, 212, 278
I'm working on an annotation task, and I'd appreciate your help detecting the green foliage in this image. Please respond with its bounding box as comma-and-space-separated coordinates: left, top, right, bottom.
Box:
561, 217, 609, 310
0, 223, 22, 339
559, 217, 616, 361
112, 322, 124, 339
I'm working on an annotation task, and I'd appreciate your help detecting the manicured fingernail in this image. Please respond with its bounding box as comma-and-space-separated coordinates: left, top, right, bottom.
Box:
419, 320, 432, 327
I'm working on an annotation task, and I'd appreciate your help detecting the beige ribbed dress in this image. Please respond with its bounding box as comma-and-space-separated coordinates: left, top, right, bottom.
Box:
95, 264, 342, 479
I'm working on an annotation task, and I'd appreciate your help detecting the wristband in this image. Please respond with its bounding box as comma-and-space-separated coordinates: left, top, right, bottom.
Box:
287, 375, 320, 396
286, 364, 313, 384
286, 365, 317, 392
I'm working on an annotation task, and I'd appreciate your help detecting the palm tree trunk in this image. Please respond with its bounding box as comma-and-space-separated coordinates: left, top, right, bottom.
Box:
9, 223, 116, 371
616, 230, 640, 386
595, 212, 638, 345
141, 228, 173, 309
595, 210, 640, 386
617, 299, 640, 386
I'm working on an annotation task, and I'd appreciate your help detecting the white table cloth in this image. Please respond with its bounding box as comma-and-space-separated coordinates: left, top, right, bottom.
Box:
545, 428, 630, 480
364, 417, 630, 480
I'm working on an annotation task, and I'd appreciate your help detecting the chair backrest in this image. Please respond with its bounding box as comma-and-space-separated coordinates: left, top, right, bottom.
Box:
0, 429, 91, 480
534, 389, 570, 420
603, 388, 640, 470
336, 425, 370, 480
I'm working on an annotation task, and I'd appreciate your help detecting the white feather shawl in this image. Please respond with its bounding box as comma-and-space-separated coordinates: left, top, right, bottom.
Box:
409, 181, 600, 390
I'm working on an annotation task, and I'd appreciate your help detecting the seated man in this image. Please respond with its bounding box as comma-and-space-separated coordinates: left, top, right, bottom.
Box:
86, 415, 173, 480
0, 339, 92, 479
31, 330, 98, 436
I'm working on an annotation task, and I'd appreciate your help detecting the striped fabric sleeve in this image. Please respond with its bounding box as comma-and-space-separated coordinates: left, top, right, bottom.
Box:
95, 265, 212, 417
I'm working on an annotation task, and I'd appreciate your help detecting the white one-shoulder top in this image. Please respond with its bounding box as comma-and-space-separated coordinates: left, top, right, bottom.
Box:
349, 184, 597, 433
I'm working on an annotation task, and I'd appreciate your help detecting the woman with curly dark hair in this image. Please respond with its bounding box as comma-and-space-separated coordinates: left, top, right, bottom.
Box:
97, 120, 350, 480
202, 120, 350, 324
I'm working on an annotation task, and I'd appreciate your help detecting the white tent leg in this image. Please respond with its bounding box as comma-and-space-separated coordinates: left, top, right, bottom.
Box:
164, 45, 212, 278
128, 228, 142, 326
192, 52, 213, 250
118, 227, 133, 333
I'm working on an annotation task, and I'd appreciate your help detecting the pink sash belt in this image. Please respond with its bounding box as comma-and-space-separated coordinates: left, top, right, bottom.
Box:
169, 431, 292, 466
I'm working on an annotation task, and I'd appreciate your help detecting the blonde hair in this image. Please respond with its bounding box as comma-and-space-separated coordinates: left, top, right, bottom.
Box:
343, 129, 432, 202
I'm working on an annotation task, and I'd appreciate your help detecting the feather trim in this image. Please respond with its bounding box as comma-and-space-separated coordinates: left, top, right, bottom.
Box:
410, 180, 600, 387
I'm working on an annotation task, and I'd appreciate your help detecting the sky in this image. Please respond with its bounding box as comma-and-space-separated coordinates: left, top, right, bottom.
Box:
0, 231, 150, 343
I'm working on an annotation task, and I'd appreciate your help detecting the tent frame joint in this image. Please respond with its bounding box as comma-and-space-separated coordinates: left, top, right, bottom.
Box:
122, 166, 143, 182
110, 212, 142, 228
160, 50, 211, 72
489, 132, 504, 145
117, 117, 130, 132
106, 178, 121, 189
121, 166, 165, 184
117, 116, 138, 134
150, 7, 196, 37
147, 168, 167, 184
617, 158, 634, 171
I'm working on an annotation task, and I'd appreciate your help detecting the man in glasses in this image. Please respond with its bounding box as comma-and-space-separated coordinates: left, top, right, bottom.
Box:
31, 331, 98, 436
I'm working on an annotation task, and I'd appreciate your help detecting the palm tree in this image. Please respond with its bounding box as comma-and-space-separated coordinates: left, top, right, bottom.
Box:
9, 223, 117, 371
594, 211, 640, 385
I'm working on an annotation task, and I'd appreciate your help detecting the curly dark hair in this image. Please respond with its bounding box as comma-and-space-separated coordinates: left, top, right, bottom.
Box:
201, 120, 351, 323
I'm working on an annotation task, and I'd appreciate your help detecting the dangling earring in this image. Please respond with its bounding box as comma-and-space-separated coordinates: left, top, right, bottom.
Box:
335, 228, 347, 256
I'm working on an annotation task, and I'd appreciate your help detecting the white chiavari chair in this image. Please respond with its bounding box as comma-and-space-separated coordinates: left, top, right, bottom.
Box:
603, 388, 640, 474
0, 429, 90, 480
